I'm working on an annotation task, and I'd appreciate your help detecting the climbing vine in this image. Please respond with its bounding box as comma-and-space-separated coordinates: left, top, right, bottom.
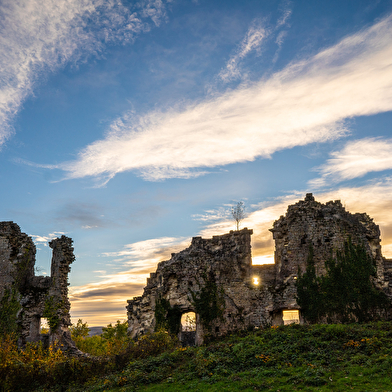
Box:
296, 239, 390, 323
0, 286, 21, 336
189, 270, 224, 332
43, 296, 63, 331
154, 296, 182, 335
0, 244, 32, 338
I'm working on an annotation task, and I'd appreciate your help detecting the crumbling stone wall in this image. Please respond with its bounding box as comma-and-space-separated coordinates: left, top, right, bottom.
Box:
271, 193, 384, 283
127, 229, 271, 345
127, 194, 392, 344
0, 222, 82, 354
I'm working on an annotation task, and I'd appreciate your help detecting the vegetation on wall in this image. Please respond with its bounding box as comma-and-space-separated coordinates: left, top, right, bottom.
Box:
0, 287, 21, 336
43, 296, 63, 331
154, 296, 182, 334
189, 270, 224, 331
296, 239, 390, 323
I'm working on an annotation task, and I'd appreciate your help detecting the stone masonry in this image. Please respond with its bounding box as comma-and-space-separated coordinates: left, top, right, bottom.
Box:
0, 222, 82, 354
127, 194, 392, 344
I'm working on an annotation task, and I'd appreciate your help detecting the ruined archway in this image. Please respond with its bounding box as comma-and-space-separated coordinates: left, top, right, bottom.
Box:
179, 311, 196, 346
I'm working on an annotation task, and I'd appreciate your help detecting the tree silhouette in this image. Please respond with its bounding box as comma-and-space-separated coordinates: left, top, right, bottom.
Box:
231, 201, 245, 230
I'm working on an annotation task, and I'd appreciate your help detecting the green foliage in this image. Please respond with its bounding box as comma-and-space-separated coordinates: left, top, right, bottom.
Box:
70, 319, 90, 339
0, 287, 21, 336
43, 296, 62, 331
4, 322, 392, 391
72, 320, 131, 357
295, 245, 323, 323
297, 239, 390, 323
70, 322, 392, 391
154, 297, 182, 334
130, 330, 179, 359
102, 320, 128, 340
190, 271, 224, 332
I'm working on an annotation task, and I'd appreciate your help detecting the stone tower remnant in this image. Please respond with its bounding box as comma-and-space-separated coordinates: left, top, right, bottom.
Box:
0, 222, 81, 353
127, 194, 392, 345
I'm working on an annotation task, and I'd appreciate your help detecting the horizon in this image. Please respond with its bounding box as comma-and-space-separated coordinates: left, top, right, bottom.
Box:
1, 0, 392, 326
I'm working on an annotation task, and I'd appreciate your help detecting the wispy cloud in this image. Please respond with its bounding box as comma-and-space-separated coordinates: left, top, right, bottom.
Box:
276, 0, 292, 29
70, 235, 189, 325
219, 19, 268, 82
309, 138, 392, 187
70, 178, 392, 324
103, 236, 189, 264
40, 13, 392, 185
31, 231, 67, 246
0, 0, 169, 146
55, 201, 107, 229
192, 207, 231, 222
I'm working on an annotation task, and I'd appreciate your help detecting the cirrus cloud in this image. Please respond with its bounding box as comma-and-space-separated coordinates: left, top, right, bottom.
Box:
0, 0, 169, 146
44, 13, 392, 185
309, 138, 392, 188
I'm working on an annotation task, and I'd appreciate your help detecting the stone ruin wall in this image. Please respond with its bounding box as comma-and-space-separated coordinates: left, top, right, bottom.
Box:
271, 193, 384, 283
0, 222, 82, 354
127, 229, 276, 345
127, 194, 392, 344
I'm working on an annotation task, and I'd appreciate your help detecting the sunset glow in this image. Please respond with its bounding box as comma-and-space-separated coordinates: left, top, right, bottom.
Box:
0, 1, 392, 326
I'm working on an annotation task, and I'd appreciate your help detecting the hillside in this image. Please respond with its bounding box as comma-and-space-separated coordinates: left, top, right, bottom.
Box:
76, 322, 392, 391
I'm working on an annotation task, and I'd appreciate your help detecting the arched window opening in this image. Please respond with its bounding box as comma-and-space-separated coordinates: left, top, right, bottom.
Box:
181, 312, 196, 332
40, 317, 50, 334
282, 310, 300, 325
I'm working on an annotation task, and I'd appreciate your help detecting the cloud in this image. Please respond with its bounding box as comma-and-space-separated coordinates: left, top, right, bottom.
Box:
41, 13, 392, 184
276, 0, 292, 29
69, 236, 189, 325
219, 19, 268, 82
309, 138, 392, 187
0, 0, 169, 146
192, 207, 231, 222
31, 231, 67, 245
198, 179, 392, 261
70, 179, 392, 324
55, 201, 107, 228
103, 236, 190, 264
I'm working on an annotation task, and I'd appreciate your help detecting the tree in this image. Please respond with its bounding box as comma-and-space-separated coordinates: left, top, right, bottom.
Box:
70, 319, 90, 339
231, 201, 245, 230
102, 320, 128, 340
295, 245, 323, 323
296, 239, 390, 323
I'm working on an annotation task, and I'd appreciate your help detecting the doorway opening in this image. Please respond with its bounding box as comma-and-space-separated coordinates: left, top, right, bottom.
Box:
282, 310, 300, 325
180, 312, 196, 346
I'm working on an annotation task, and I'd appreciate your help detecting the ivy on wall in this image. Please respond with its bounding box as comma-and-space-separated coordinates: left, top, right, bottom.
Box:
189, 270, 224, 332
0, 244, 32, 337
0, 286, 21, 336
154, 296, 182, 335
43, 296, 63, 331
296, 239, 390, 323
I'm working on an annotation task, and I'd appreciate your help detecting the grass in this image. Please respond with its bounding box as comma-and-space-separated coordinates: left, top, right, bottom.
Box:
3, 322, 392, 391
72, 322, 392, 392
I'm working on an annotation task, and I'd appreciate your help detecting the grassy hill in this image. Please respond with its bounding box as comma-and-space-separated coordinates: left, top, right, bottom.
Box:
3, 322, 392, 391
78, 322, 392, 392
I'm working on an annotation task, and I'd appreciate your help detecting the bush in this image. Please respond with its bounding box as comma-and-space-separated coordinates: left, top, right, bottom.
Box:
129, 329, 180, 359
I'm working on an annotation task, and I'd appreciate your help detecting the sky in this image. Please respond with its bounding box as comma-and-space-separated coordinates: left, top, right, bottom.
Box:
1, 0, 392, 326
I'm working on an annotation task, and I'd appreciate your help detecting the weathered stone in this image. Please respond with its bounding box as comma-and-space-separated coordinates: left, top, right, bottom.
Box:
0, 222, 84, 355
127, 194, 392, 344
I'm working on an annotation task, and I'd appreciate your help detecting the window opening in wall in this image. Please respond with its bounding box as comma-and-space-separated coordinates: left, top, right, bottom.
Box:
181, 312, 196, 332
40, 318, 50, 334
282, 310, 300, 325
252, 255, 274, 265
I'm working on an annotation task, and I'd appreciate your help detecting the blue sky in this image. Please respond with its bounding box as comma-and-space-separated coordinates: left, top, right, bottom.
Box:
2, 0, 392, 325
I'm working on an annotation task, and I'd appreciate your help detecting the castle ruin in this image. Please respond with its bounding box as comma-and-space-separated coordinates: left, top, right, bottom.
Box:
0, 222, 81, 354
127, 194, 392, 345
